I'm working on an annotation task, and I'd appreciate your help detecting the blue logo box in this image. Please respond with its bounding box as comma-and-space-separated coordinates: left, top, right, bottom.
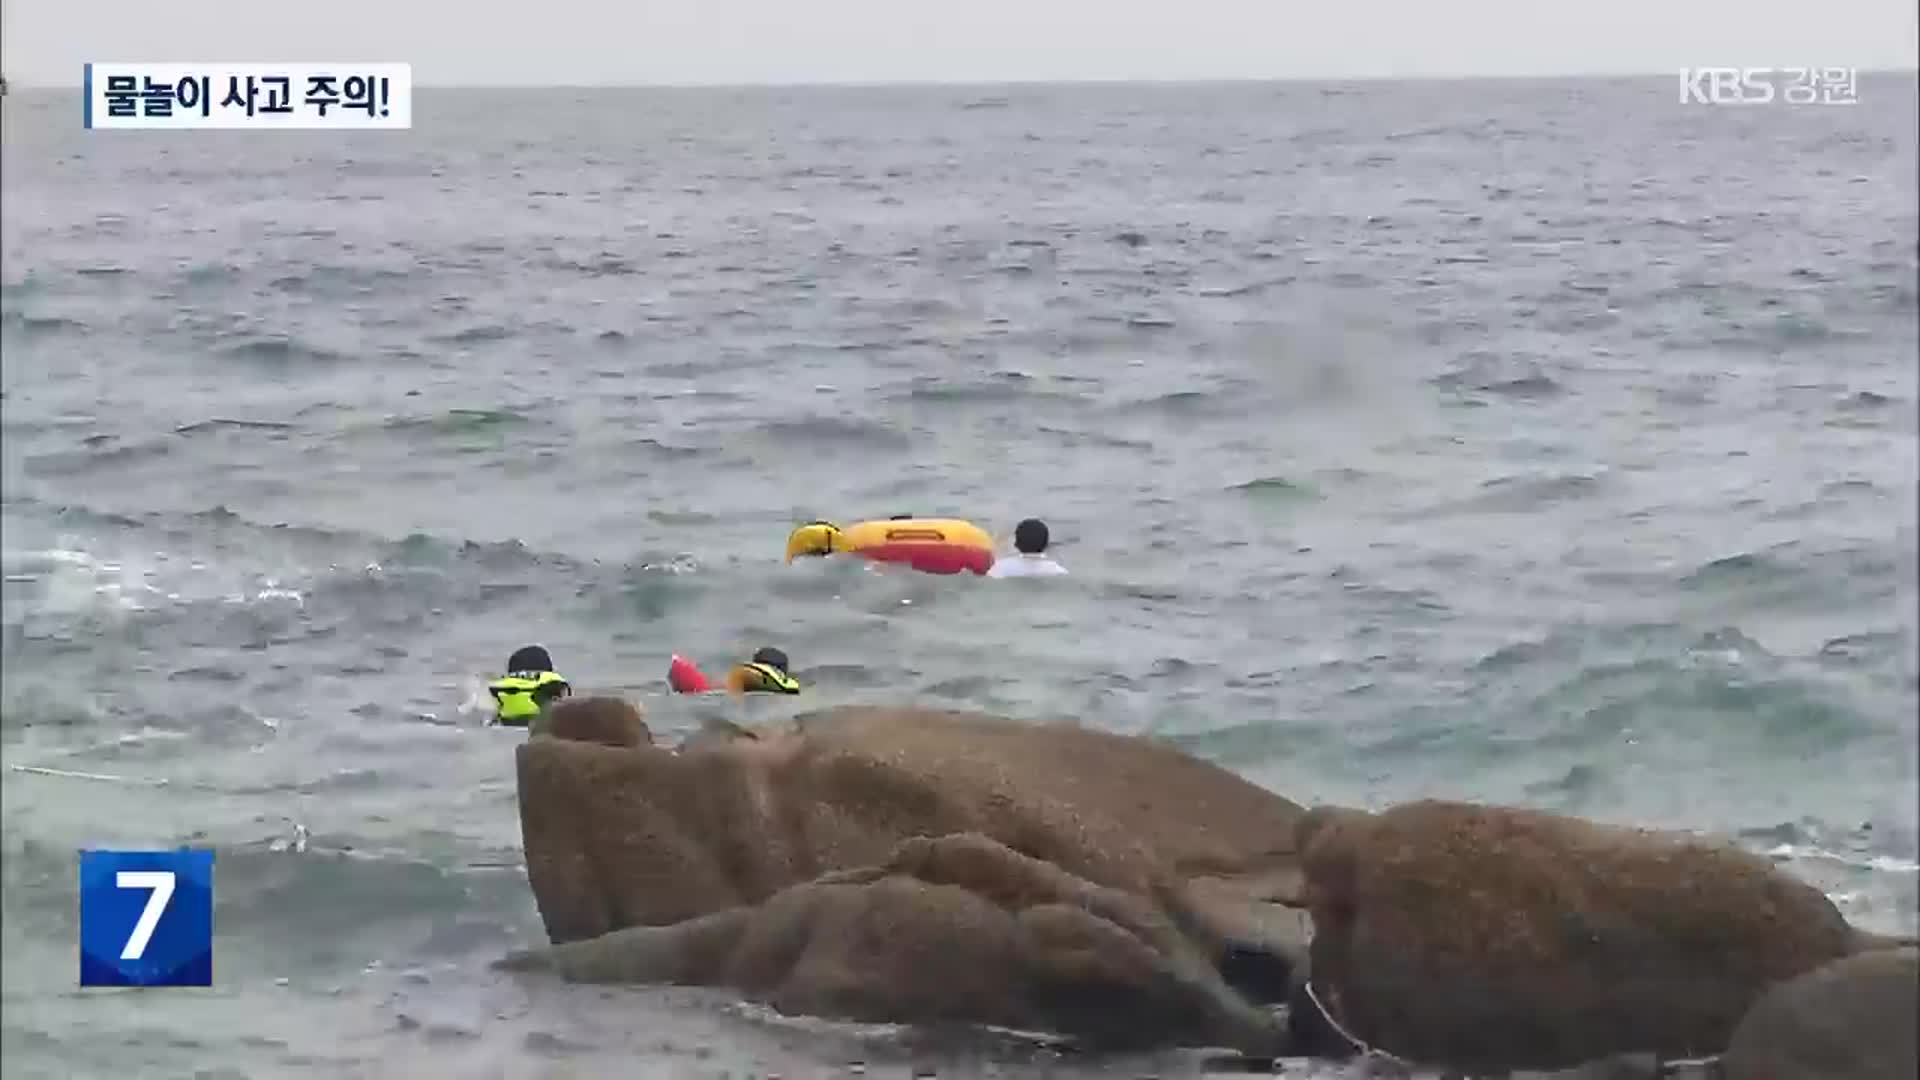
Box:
79, 849, 214, 987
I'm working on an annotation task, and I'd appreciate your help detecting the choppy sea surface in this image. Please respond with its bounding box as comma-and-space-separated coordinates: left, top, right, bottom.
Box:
2, 77, 1917, 1079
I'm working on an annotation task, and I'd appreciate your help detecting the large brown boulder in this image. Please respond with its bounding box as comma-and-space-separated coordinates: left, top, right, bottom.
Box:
497, 831, 1291, 1055
517, 704, 1309, 946
510, 703, 1313, 1045
1721, 946, 1918, 1080
1280, 800, 1866, 1073
533, 695, 650, 747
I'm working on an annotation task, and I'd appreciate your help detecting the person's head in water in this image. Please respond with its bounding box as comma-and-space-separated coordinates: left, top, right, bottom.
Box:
491, 645, 570, 728
989, 519, 1068, 578
730, 646, 801, 695
1014, 518, 1050, 555
506, 645, 555, 674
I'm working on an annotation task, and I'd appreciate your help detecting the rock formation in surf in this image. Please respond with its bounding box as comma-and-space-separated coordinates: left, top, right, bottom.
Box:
508, 701, 1312, 1050
1276, 800, 1873, 1073
499, 830, 1290, 1054
1719, 946, 1918, 1080
533, 694, 650, 747
509, 699, 1905, 1066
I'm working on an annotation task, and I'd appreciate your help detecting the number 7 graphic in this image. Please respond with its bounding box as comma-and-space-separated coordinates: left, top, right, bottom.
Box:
80, 849, 212, 987
116, 870, 176, 961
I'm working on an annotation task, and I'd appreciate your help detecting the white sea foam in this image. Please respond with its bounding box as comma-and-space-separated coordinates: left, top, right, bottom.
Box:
1, 545, 311, 617
1767, 842, 1920, 874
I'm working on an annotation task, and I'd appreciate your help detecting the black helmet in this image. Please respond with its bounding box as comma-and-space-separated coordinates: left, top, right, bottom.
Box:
507, 645, 554, 673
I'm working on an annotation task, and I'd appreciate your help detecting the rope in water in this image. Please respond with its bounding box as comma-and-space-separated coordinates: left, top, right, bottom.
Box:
1661, 1054, 1726, 1076
1299, 978, 1414, 1068
9, 763, 172, 785
9, 765, 531, 875
1300, 979, 1725, 1076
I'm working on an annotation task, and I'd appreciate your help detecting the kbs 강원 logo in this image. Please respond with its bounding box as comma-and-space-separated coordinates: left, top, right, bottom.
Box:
79, 849, 214, 987
1677, 67, 1859, 105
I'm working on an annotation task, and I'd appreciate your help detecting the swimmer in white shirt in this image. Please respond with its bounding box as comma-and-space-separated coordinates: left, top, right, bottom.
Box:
987, 518, 1069, 578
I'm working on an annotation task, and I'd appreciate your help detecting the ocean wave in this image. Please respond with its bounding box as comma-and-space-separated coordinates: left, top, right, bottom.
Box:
540, 254, 638, 276
1676, 544, 1908, 612
266, 265, 416, 297
622, 437, 708, 459
1033, 425, 1153, 451
205, 846, 532, 971
429, 324, 517, 345
880, 372, 1084, 407
216, 335, 350, 366
1839, 389, 1898, 410
0, 501, 598, 651
1108, 389, 1233, 417
1449, 621, 1915, 781
0, 311, 90, 337
749, 416, 914, 451
1228, 475, 1320, 497
0, 545, 305, 618
1495, 653, 1872, 758
1708, 311, 1876, 350
174, 418, 296, 437
1429, 352, 1566, 400
18, 418, 304, 480
1394, 470, 1608, 520
1473, 622, 1732, 674
21, 437, 177, 478
1815, 629, 1914, 668
579, 560, 713, 624
369, 408, 536, 439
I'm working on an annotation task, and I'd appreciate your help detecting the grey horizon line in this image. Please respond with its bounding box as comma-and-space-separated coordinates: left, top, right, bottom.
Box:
7, 67, 1917, 92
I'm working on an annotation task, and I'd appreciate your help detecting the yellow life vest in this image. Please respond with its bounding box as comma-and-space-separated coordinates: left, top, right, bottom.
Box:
728, 662, 801, 695
489, 670, 570, 726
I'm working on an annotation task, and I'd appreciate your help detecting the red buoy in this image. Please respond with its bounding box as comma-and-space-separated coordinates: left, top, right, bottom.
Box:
668, 654, 711, 693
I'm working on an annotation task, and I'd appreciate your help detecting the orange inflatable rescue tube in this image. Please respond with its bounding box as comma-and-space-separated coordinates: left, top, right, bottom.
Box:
783, 517, 995, 576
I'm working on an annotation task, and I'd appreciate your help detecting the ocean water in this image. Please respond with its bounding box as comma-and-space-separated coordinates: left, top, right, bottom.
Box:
2, 77, 1917, 1079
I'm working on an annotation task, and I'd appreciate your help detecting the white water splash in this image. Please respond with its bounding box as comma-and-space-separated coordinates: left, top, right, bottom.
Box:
1767, 843, 1920, 874
455, 675, 496, 720
2, 545, 311, 616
